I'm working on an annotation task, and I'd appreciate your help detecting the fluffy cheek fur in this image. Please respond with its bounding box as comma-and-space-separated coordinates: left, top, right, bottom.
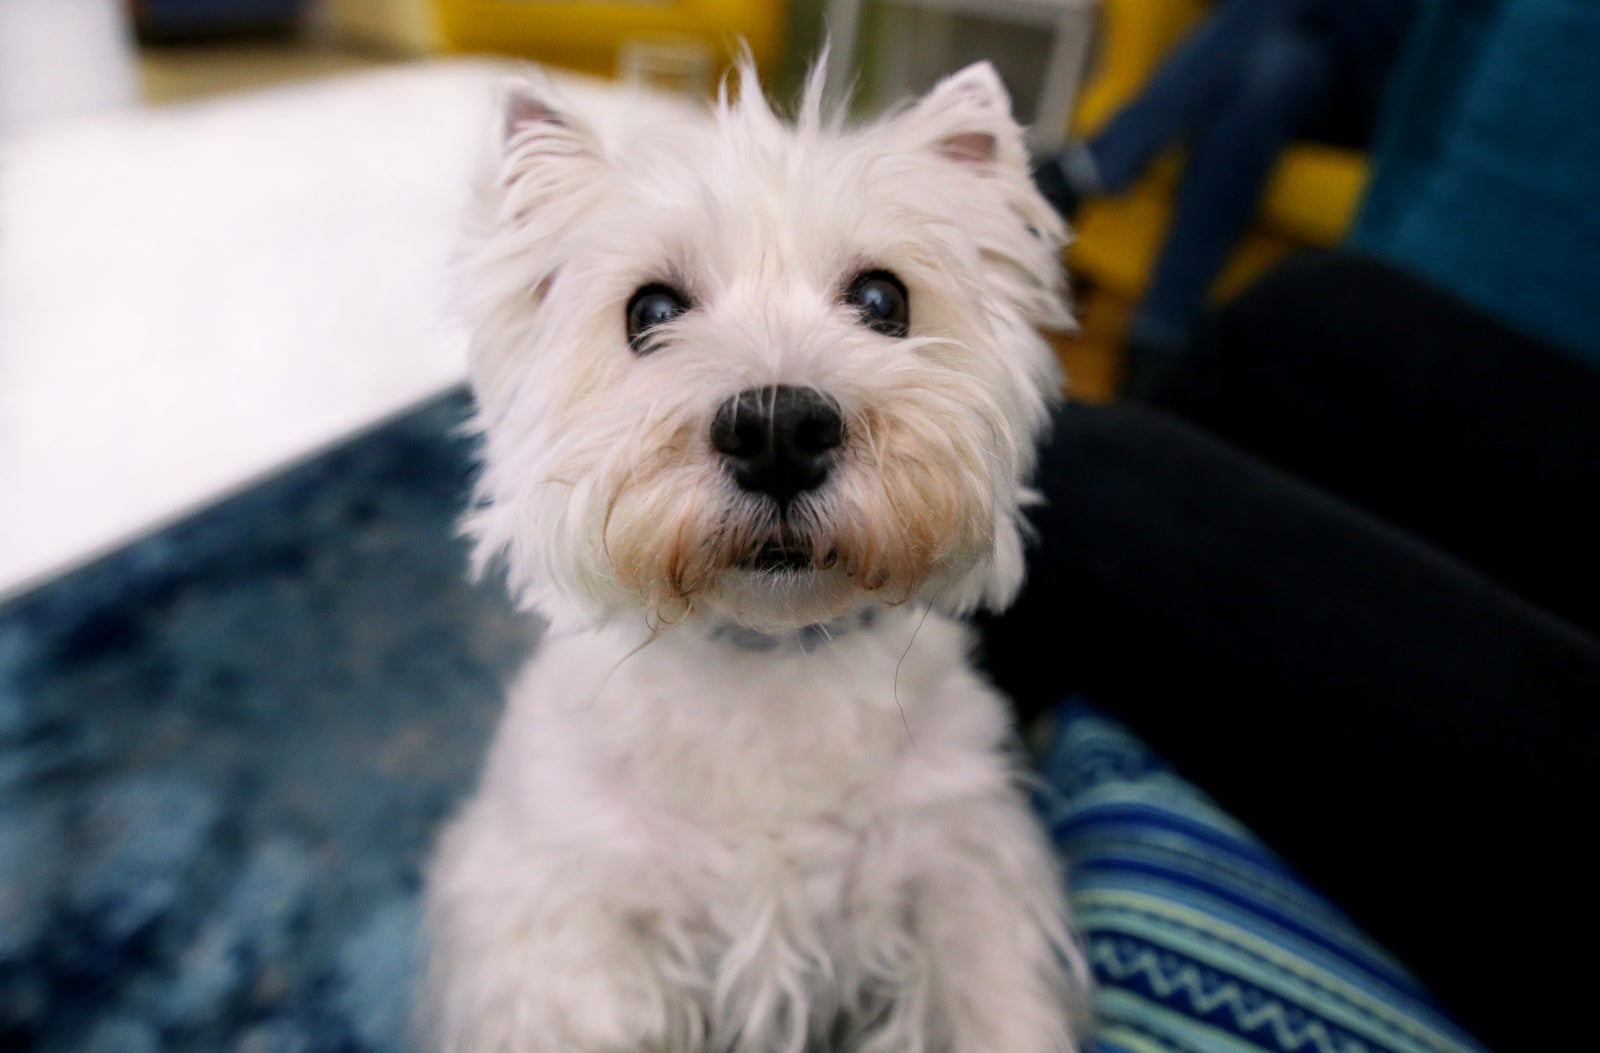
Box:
472, 346, 1021, 632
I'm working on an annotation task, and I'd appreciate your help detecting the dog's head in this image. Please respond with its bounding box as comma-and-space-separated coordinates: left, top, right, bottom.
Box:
463, 62, 1071, 633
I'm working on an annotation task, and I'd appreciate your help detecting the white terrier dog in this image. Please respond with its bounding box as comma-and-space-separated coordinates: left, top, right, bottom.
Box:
424, 59, 1088, 1053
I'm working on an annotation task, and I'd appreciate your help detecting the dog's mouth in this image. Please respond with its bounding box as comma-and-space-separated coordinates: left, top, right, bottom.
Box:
740, 540, 839, 573
742, 541, 815, 573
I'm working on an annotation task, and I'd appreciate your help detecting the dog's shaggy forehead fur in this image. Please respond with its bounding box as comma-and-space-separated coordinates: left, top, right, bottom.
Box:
463, 62, 1070, 633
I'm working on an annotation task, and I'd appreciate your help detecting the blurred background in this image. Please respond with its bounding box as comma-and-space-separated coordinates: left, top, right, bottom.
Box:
0, 0, 1387, 606
3, 2, 1596, 1052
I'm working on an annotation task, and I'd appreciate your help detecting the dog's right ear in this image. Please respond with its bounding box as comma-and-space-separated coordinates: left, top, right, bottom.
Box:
496, 74, 601, 200
502, 76, 577, 147
504, 83, 561, 140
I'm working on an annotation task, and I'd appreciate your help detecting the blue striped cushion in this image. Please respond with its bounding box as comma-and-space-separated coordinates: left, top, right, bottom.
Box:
1038, 701, 1487, 1053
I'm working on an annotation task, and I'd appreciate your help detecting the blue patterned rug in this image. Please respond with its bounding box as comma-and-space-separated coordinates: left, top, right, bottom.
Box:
0, 389, 536, 1053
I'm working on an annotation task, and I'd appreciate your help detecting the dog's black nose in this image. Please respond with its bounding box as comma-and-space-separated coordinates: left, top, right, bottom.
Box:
711, 385, 844, 510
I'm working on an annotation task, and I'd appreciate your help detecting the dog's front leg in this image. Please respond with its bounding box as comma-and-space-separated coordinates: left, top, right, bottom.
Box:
910, 799, 1087, 1053
428, 892, 706, 1053
425, 816, 706, 1053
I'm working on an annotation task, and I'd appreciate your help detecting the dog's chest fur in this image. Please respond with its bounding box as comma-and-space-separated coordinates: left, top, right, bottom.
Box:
459, 608, 1018, 1016
486, 606, 1009, 846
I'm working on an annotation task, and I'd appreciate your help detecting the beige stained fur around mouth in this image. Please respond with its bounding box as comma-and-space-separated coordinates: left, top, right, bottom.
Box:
595, 401, 993, 623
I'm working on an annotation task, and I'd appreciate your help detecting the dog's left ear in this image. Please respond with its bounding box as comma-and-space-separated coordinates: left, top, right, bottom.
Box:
898, 62, 1026, 173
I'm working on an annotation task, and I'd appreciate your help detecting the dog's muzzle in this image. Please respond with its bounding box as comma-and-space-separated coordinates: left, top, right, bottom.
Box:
710, 385, 843, 512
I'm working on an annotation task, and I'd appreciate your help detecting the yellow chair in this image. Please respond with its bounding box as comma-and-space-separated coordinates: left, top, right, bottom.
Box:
1067, 0, 1368, 319
431, 0, 786, 82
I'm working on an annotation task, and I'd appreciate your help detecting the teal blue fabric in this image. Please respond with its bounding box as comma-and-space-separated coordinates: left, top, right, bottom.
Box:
1041, 702, 1487, 1053
1349, 0, 1600, 368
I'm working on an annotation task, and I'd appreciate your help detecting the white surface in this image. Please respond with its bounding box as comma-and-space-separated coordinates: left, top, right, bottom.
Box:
0, 0, 139, 137
0, 61, 513, 601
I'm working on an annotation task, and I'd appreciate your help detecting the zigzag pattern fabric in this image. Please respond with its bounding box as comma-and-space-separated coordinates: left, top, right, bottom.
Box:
1039, 702, 1488, 1053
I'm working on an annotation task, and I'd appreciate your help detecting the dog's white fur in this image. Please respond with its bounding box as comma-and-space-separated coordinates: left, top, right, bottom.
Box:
424, 60, 1088, 1053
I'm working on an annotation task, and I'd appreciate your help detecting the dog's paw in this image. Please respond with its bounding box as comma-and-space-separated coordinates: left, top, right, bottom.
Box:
425, 894, 702, 1053
544, 934, 702, 1053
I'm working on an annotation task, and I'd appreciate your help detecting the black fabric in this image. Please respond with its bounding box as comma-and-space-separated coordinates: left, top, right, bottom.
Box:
980, 251, 1600, 1052
1154, 251, 1600, 638
1301, 0, 1420, 139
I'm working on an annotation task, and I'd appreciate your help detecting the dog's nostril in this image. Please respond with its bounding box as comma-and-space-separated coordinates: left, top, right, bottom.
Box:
711, 385, 843, 509
712, 410, 768, 460
790, 411, 843, 455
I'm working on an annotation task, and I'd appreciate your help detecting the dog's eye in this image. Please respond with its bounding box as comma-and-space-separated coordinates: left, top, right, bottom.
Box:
845, 271, 909, 338
626, 284, 690, 353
